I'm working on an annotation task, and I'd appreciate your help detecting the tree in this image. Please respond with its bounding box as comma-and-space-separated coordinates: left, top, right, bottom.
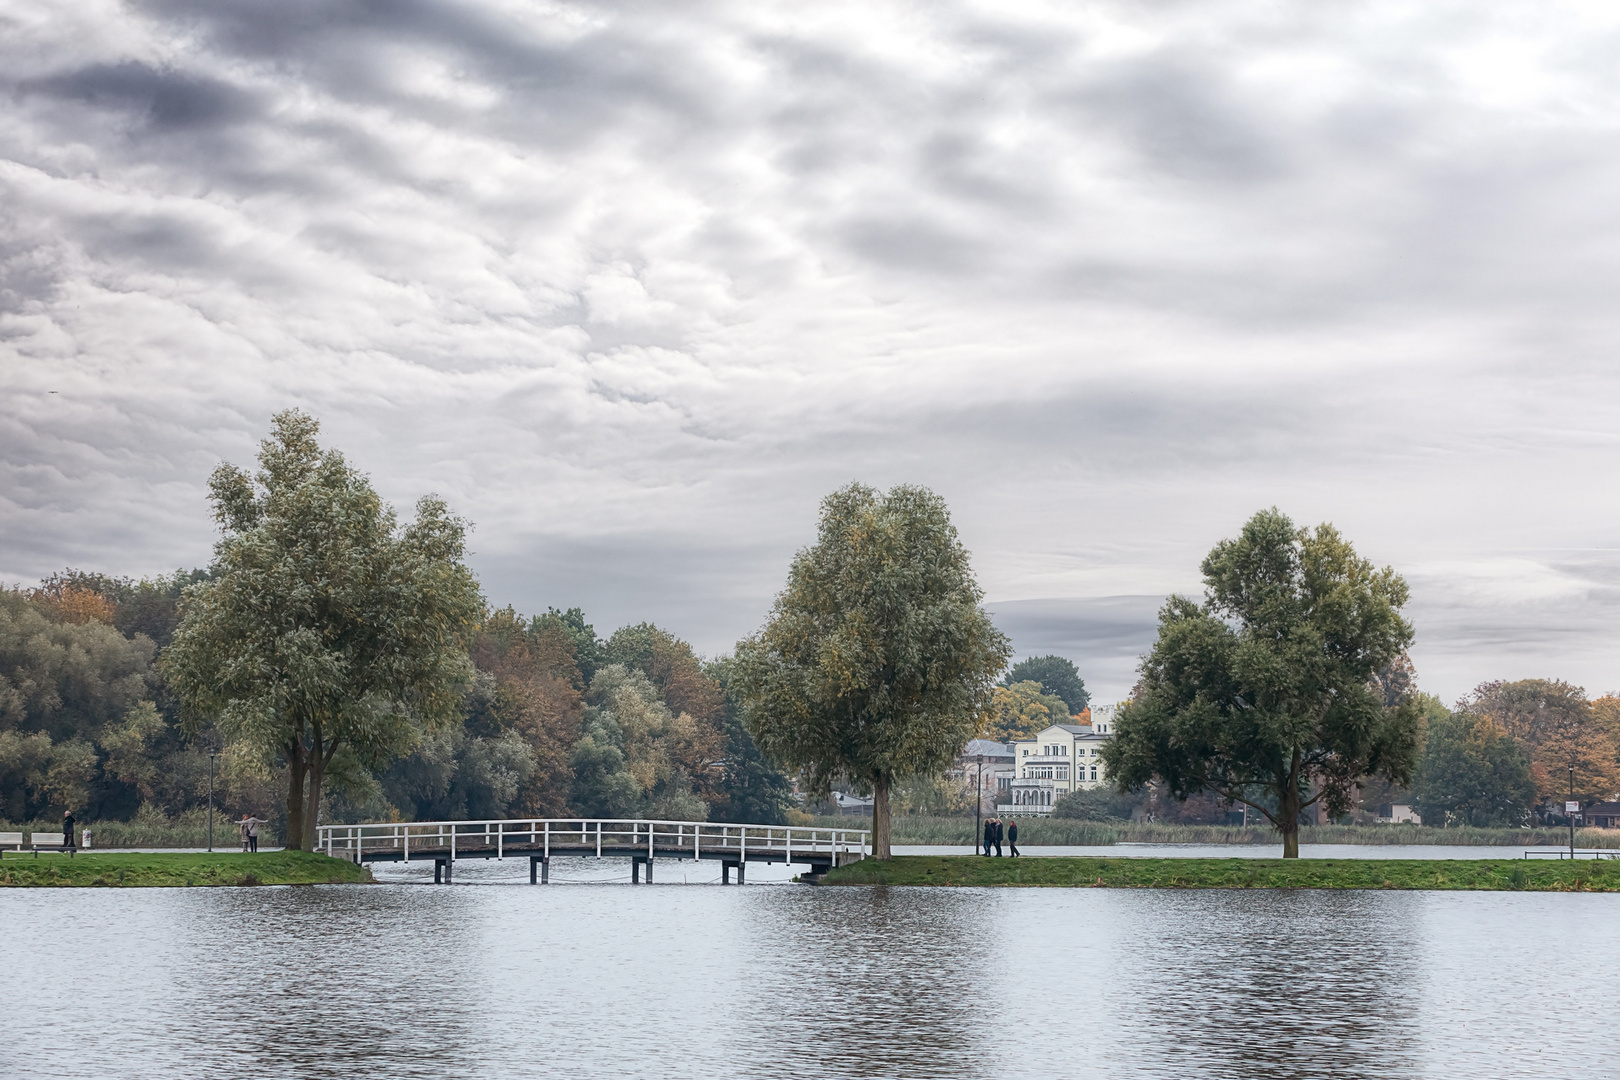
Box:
1415, 706, 1536, 826
1459, 680, 1620, 808
984, 680, 1072, 741
706, 657, 794, 825
1102, 509, 1420, 858
732, 483, 1010, 859
569, 664, 710, 820
161, 411, 484, 849
1004, 655, 1089, 714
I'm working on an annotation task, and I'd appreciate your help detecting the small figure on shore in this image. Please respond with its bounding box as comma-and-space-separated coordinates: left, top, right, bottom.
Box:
991, 817, 1003, 857
981, 817, 994, 856
63, 809, 76, 854
1007, 818, 1019, 857
239, 814, 267, 853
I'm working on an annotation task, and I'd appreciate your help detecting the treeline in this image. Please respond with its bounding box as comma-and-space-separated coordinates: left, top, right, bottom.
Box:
1047, 681, 1620, 829
0, 573, 791, 835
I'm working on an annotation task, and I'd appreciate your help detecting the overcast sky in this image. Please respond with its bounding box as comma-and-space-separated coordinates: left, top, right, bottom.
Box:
4, 1, 1620, 707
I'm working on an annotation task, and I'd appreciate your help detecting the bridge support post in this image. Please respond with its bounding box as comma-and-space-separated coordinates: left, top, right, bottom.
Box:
646, 858, 653, 883
632, 858, 641, 884
737, 862, 745, 885
722, 862, 730, 884
530, 856, 550, 884
434, 859, 443, 884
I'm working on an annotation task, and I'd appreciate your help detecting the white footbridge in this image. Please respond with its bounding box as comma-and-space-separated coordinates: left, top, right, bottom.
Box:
315, 818, 871, 884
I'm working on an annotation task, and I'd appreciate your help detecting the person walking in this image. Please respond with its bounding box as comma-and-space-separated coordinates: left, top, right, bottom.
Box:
991, 817, 1003, 857
981, 817, 994, 856
1007, 818, 1020, 857
62, 809, 76, 856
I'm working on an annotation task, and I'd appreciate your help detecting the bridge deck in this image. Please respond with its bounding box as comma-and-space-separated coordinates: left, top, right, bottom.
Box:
316, 818, 870, 883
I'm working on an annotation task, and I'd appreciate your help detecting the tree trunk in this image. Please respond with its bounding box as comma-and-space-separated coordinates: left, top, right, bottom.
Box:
872, 775, 891, 860
284, 744, 307, 851
1280, 757, 1301, 858
303, 750, 324, 852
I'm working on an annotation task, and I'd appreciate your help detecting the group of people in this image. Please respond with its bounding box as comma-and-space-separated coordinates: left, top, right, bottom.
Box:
238, 814, 267, 852
980, 816, 1020, 857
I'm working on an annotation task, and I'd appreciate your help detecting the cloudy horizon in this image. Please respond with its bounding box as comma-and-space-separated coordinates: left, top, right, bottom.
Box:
5, 1, 1620, 707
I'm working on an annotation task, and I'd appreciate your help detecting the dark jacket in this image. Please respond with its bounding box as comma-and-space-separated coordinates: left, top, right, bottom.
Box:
63, 813, 75, 839
1007, 822, 1019, 842
991, 821, 1003, 844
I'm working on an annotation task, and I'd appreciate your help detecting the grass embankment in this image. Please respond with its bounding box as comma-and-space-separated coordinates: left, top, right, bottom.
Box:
821, 854, 1620, 891
0, 850, 369, 888
803, 815, 1620, 848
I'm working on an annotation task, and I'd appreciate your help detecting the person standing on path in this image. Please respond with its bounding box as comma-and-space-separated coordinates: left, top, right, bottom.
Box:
62, 809, 76, 855
1007, 818, 1020, 857
991, 818, 1003, 857
241, 815, 267, 853
982, 817, 993, 856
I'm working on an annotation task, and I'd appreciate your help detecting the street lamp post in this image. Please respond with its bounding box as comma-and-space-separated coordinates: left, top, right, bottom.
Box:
1569, 764, 1577, 860
974, 754, 984, 854
207, 750, 218, 852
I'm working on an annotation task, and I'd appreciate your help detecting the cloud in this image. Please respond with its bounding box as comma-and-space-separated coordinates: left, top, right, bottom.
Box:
3, 0, 1620, 706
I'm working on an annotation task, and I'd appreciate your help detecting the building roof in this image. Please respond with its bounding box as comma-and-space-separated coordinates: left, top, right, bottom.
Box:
1054, 723, 1092, 735
963, 738, 1016, 759
1585, 801, 1620, 815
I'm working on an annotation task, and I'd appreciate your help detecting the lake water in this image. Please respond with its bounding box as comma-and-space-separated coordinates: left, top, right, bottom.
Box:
8, 870, 1619, 1079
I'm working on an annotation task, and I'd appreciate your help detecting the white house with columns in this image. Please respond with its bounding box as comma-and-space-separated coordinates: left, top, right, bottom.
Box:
1000, 715, 1113, 816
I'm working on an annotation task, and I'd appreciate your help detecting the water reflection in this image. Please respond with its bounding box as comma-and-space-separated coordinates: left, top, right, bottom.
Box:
737, 888, 1001, 1077
5, 884, 1617, 1079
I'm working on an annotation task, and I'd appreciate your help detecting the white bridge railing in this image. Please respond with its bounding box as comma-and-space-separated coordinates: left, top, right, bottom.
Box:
316, 818, 870, 865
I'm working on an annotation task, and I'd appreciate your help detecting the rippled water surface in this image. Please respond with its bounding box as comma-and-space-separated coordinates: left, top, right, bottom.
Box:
8, 875, 1618, 1079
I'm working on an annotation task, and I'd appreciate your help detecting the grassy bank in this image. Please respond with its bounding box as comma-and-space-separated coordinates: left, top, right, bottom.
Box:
803, 815, 1620, 848
820, 854, 1620, 891
0, 850, 368, 888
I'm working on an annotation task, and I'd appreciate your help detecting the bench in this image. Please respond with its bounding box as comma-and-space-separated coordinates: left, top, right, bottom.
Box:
0, 832, 23, 855
27, 830, 74, 857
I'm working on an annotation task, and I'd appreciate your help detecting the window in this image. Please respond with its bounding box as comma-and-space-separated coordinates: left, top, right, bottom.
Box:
1090, 768, 1098, 781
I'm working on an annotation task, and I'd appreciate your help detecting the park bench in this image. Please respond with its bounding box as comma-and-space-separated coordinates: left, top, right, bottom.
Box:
0, 832, 24, 855
27, 830, 74, 857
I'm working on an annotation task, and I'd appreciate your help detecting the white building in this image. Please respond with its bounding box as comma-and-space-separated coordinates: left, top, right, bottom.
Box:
1000, 721, 1113, 816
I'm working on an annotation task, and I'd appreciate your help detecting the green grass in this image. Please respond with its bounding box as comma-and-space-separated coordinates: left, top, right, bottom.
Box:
802, 815, 1620, 848
0, 849, 370, 888
820, 854, 1620, 891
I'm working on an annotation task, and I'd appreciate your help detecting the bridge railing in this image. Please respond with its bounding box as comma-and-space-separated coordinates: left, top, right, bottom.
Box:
315, 818, 870, 864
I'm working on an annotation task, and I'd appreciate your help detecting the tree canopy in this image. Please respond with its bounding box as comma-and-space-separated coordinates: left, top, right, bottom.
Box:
1102, 508, 1420, 857
984, 680, 1073, 741
1416, 700, 1536, 827
732, 483, 1009, 858
162, 411, 485, 849
1004, 655, 1089, 714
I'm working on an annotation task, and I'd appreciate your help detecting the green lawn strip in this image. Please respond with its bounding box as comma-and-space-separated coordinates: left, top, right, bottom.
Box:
821, 854, 1620, 891
0, 849, 371, 888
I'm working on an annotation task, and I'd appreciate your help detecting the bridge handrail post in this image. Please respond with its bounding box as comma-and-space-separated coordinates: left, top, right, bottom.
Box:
403, 825, 409, 863
596, 821, 602, 858
451, 825, 456, 863
741, 825, 747, 864
497, 821, 503, 862
545, 820, 550, 858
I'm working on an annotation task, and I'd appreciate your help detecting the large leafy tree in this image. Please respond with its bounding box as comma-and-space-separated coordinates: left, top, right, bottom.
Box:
1102, 509, 1420, 857
1416, 706, 1536, 826
1458, 679, 1620, 808
162, 411, 484, 849
732, 483, 1009, 859
1004, 655, 1089, 714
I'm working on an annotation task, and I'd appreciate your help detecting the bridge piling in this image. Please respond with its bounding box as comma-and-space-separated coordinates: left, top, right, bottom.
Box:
530, 856, 550, 884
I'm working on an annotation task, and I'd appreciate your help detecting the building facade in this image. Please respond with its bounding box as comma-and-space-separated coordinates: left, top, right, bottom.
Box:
1000, 722, 1113, 816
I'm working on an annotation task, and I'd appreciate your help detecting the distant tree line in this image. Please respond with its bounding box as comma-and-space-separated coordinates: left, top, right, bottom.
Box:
0, 578, 792, 835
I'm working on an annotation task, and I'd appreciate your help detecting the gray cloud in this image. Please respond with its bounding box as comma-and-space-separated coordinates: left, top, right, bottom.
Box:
3, 1, 1620, 706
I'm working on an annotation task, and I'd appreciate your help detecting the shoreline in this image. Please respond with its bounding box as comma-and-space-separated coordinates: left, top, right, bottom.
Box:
819, 855, 1620, 891
0, 850, 371, 888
